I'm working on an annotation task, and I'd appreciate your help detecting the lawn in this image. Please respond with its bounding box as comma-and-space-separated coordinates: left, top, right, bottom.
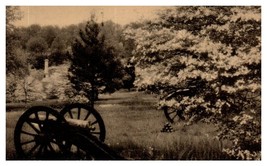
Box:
6, 90, 230, 160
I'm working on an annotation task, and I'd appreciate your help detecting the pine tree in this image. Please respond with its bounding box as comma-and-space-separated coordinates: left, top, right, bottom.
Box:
69, 19, 124, 107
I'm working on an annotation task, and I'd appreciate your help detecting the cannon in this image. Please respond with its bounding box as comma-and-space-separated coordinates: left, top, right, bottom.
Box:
162, 78, 210, 123
14, 103, 124, 160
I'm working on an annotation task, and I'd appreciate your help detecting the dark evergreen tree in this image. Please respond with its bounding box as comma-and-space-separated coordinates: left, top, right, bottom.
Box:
69, 19, 124, 107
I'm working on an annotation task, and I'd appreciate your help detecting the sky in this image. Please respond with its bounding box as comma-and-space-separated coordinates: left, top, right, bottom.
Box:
14, 6, 168, 27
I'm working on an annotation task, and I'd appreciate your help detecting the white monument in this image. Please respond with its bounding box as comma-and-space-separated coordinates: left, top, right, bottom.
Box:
44, 59, 49, 78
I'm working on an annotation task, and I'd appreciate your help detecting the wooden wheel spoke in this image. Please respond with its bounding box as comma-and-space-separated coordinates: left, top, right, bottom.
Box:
51, 139, 65, 148
68, 110, 73, 119
84, 111, 91, 120
77, 147, 81, 154
51, 139, 60, 145
27, 143, 40, 156
21, 139, 36, 146
34, 112, 42, 130
37, 144, 44, 156
77, 108, 81, 119
26, 121, 40, 134
90, 120, 98, 126
43, 144, 49, 154
45, 111, 50, 121
21, 130, 37, 137
48, 143, 56, 153
168, 110, 177, 115
90, 131, 101, 135
171, 114, 178, 120
60, 104, 106, 142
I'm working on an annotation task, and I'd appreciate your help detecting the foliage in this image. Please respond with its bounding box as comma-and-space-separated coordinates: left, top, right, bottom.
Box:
124, 6, 261, 159
6, 6, 28, 76
6, 64, 78, 103
10, 69, 45, 103
8, 24, 79, 71
69, 19, 124, 104
49, 51, 71, 66
6, 12, 130, 103
40, 25, 60, 48
7, 13, 129, 71
26, 36, 48, 69
100, 21, 125, 61
6, 74, 18, 103
42, 64, 73, 100
6, 48, 29, 102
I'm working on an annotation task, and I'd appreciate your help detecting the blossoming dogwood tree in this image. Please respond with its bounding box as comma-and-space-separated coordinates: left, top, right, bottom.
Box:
124, 6, 261, 159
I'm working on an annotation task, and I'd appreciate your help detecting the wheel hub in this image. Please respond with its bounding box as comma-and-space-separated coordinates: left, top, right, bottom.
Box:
35, 132, 50, 144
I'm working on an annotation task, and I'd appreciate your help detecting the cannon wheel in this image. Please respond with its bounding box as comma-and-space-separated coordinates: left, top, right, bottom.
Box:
60, 103, 106, 142
163, 106, 185, 123
14, 106, 67, 159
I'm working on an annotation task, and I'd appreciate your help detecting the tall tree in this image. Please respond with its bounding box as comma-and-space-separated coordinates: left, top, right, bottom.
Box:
6, 6, 28, 75
69, 19, 124, 107
6, 6, 31, 103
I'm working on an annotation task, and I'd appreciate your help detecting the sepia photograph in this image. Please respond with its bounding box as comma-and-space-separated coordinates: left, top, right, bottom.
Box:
5, 4, 261, 161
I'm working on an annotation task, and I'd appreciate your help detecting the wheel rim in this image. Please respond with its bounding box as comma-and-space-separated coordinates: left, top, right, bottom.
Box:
14, 106, 67, 159
60, 103, 106, 142
164, 106, 184, 123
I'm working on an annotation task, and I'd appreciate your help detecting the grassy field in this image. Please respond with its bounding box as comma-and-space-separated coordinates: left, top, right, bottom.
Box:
6, 90, 231, 160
